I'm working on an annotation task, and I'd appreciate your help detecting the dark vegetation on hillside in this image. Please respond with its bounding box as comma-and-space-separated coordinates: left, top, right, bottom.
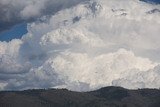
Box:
0, 86, 160, 107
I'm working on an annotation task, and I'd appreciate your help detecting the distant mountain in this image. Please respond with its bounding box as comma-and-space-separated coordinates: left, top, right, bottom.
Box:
0, 86, 160, 107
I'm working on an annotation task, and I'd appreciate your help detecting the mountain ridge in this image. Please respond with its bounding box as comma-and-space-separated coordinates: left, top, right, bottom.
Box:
1, 86, 160, 107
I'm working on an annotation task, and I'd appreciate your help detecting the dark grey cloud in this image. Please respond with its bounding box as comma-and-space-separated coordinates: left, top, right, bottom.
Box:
0, 0, 88, 32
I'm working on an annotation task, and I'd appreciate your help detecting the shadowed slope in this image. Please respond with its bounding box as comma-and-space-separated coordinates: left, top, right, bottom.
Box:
0, 86, 160, 107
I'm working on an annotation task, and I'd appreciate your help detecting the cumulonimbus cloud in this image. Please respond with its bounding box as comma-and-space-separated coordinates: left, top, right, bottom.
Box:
0, 0, 160, 91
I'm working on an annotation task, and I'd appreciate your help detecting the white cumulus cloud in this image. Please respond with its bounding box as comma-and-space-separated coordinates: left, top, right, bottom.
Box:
0, 0, 160, 91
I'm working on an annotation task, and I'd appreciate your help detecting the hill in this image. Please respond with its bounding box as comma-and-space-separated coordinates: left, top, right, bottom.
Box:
0, 86, 160, 107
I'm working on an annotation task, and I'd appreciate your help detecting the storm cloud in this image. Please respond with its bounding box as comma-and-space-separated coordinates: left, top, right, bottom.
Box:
0, 0, 88, 32
0, 0, 160, 91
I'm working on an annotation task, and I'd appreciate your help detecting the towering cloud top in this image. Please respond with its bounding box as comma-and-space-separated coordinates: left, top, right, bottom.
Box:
0, 0, 160, 91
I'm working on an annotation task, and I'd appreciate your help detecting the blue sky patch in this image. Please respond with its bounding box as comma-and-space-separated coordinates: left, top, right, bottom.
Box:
140, 0, 160, 4
0, 23, 27, 42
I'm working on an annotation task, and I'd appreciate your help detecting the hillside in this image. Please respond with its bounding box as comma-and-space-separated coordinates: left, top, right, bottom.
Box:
0, 86, 160, 107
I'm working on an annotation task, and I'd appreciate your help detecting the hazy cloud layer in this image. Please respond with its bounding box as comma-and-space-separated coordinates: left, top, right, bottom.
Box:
0, 0, 160, 91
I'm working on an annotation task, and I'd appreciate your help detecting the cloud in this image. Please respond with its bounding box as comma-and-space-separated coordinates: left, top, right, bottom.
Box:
0, 39, 31, 74
0, 0, 160, 91
0, 0, 88, 32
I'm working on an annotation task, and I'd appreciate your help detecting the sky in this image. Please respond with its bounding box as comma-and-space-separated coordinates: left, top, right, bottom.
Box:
0, 0, 159, 42
0, 0, 160, 91
141, 0, 160, 4
0, 0, 160, 42
0, 23, 27, 42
